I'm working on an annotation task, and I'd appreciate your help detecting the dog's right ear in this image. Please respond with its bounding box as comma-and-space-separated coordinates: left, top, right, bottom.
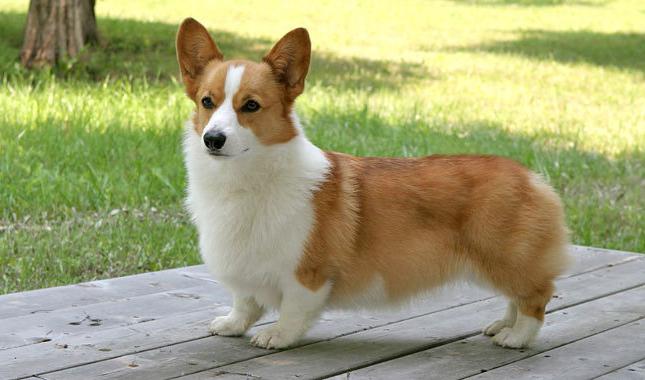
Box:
176, 18, 223, 99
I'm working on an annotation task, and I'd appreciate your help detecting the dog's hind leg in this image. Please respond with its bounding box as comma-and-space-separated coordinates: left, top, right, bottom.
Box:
491, 282, 553, 348
483, 301, 517, 336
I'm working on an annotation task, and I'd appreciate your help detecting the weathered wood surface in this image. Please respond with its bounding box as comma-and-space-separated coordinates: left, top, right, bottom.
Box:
470, 320, 645, 380
344, 286, 645, 380
186, 261, 645, 380
0, 245, 642, 380
596, 359, 645, 380
0, 265, 214, 320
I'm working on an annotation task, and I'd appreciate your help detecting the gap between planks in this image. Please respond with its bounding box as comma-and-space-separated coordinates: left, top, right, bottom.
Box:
594, 358, 645, 380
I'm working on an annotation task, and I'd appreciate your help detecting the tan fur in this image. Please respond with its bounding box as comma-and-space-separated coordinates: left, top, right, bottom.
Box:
297, 154, 569, 319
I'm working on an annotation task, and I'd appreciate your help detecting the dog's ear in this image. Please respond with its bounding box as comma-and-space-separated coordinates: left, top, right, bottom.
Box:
263, 28, 311, 101
176, 18, 223, 99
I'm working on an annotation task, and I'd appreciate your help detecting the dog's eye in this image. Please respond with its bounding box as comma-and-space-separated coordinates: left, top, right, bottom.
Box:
201, 96, 215, 109
241, 99, 260, 113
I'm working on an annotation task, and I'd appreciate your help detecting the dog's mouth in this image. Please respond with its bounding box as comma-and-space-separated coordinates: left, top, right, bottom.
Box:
207, 148, 250, 158
207, 151, 231, 157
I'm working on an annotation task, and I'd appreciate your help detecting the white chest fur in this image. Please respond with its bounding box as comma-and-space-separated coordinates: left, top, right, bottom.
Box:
183, 120, 329, 309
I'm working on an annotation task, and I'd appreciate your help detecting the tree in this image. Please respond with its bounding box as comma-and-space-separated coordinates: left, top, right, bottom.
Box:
20, 0, 98, 68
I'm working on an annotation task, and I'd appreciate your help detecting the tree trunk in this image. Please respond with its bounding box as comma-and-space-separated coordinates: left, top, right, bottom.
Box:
20, 0, 98, 68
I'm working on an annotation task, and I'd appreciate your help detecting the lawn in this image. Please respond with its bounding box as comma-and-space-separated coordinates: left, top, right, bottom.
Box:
1, 0, 643, 294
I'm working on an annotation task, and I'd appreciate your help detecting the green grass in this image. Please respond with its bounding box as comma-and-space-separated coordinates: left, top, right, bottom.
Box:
1, 0, 643, 294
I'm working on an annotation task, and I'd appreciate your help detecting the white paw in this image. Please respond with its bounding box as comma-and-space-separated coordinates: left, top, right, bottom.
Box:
208, 316, 248, 337
483, 319, 512, 336
250, 325, 300, 349
492, 327, 532, 348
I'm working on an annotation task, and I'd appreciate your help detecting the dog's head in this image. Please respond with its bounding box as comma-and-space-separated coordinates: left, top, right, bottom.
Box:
176, 18, 310, 159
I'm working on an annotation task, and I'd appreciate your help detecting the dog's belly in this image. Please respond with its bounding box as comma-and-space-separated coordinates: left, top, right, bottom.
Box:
328, 274, 393, 309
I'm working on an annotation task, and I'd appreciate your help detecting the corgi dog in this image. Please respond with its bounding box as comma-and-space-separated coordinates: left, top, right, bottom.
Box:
176, 18, 570, 350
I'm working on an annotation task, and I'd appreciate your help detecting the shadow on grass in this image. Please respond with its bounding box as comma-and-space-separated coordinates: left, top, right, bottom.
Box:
450, 29, 645, 73
0, 11, 430, 91
450, 0, 609, 6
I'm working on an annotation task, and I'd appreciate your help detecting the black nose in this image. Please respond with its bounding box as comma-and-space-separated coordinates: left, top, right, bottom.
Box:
203, 131, 227, 150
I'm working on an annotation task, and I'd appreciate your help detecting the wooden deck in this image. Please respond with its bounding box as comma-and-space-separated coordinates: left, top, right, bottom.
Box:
1, 245, 643, 380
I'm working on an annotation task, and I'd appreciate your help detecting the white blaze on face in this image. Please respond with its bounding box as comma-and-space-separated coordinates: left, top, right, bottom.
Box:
203, 65, 257, 157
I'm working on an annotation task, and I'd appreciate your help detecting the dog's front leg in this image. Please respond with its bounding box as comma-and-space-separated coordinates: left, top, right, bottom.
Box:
209, 293, 264, 337
251, 281, 330, 349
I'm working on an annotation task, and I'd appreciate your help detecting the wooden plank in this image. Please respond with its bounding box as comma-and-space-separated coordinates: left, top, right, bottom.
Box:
177, 258, 645, 380
180, 372, 255, 380
0, 265, 213, 320
345, 285, 645, 379
0, 304, 234, 380
0, 282, 231, 351
566, 245, 640, 275
469, 319, 645, 380
40, 257, 645, 380
596, 359, 645, 380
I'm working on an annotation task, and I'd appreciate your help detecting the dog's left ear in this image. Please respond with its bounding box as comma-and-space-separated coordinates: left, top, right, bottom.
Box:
263, 28, 311, 101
